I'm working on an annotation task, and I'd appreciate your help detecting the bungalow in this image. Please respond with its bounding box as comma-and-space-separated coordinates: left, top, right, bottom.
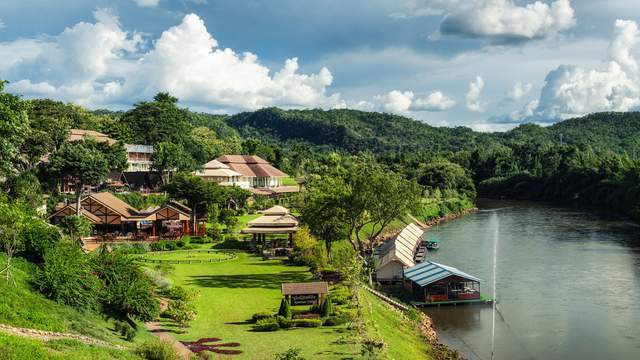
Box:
49, 192, 200, 239
193, 160, 247, 188
374, 223, 424, 284
216, 155, 288, 189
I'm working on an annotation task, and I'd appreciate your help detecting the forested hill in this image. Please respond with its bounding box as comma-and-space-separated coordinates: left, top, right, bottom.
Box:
227, 108, 496, 153
227, 108, 640, 154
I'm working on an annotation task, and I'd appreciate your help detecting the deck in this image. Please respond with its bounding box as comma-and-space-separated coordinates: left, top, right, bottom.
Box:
411, 295, 494, 307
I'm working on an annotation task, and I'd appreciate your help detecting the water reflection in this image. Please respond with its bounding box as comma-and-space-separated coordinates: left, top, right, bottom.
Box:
421, 200, 640, 360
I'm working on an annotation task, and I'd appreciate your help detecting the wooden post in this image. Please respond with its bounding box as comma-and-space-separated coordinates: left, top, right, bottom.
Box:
152, 221, 156, 237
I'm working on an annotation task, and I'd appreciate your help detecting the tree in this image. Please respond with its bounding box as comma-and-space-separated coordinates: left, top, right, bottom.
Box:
21, 218, 62, 263
300, 176, 350, 260
59, 215, 93, 243
278, 298, 292, 319
0, 80, 31, 176
291, 226, 327, 271
152, 141, 195, 185
120, 92, 192, 146
5, 171, 43, 209
163, 173, 224, 234
48, 140, 114, 215
418, 159, 476, 199
321, 296, 334, 317
0, 201, 28, 285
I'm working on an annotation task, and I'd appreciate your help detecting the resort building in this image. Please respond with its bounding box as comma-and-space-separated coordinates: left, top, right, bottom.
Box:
216, 155, 287, 188
374, 223, 424, 284
49, 192, 199, 241
193, 160, 247, 188
69, 129, 118, 145
125, 144, 154, 172
403, 261, 482, 303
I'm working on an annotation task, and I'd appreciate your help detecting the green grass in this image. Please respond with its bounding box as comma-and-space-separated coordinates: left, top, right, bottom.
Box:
360, 289, 430, 360
159, 250, 358, 359
281, 177, 299, 186
135, 250, 233, 262
0, 333, 141, 360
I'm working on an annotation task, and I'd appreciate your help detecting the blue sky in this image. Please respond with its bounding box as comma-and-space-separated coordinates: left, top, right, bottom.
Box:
1, 0, 639, 131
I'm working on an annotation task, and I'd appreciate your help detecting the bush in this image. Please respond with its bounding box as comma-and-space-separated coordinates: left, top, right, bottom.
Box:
251, 312, 273, 323
321, 297, 334, 317
165, 300, 196, 331
35, 241, 100, 310
92, 250, 160, 321
135, 339, 181, 360
58, 215, 92, 242
206, 224, 222, 241
175, 240, 185, 248
292, 319, 322, 328
189, 236, 212, 244
275, 347, 305, 360
164, 285, 198, 302
114, 320, 137, 341
253, 318, 280, 332
278, 298, 292, 319
149, 240, 179, 252
277, 315, 292, 329
20, 219, 61, 263
322, 316, 349, 326
329, 287, 351, 305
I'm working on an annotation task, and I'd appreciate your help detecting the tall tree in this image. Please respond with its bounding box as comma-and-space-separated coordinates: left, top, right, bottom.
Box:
120, 92, 192, 146
163, 173, 224, 234
152, 141, 195, 185
48, 141, 110, 215
0, 81, 31, 177
0, 201, 28, 285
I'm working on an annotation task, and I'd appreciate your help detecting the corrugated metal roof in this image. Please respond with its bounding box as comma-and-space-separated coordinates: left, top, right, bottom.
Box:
404, 261, 481, 287
376, 223, 423, 270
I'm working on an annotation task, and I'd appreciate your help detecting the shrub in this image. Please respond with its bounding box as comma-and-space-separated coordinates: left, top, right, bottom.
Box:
278, 298, 292, 319
277, 315, 292, 329
251, 312, 273, 323
329, 287, 351, 305
164, 241, 178, 251
292, 319, 322, 328
321, 297, 334, 317
406, 307, 421, 322
275, 347, 305, 360
35, 241, 100, 310
114, 320, 137, 341
253, 318, 280, 332
135, 339, 181, 360
92, 250, 160, 321
189, 236, 212, 244
165, 300, 196, 331
58, 215, 92, 242
164, 285, 199, 302
20, 219, 61, 263
322, 316, 349, 326
206, 224, 222, 241
175, 240, 185, 248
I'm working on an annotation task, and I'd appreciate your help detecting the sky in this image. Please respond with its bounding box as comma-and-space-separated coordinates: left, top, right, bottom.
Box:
1, 0, 640, 131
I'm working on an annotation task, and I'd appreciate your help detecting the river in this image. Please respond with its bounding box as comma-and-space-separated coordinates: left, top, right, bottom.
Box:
422, 199, 640, 360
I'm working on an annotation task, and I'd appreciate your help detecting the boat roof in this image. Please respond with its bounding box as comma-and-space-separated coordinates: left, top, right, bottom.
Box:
404, 261, 481, 287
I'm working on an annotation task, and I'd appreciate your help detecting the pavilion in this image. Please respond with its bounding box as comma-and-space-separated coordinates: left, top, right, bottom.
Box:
240, 205, 299, 248
403, 261, 482, 303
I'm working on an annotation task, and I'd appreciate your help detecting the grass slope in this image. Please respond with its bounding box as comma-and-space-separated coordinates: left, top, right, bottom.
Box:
161, 251, 358, 359
360, 290, 430, 360
0, 255, 154, 358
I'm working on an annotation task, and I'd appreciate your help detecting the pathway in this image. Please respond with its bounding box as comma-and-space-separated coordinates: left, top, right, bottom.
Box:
0, 323, 127, 350
145, 299, 193, 360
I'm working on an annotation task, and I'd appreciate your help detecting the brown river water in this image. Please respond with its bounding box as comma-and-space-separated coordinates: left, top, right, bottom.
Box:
421, 199, 640, 360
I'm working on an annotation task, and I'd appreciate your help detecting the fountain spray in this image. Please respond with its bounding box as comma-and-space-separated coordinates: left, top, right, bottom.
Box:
490, 212, 499, 360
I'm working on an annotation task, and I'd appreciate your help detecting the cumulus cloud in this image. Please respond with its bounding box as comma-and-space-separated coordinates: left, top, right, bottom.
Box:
507, 82, 533, 101
133, 0, 160, 7
402, 0, 576, 40
351, 90, 456, 114
466, 76, 487, 112
0, 10, 343, 111
495, 18, 640, 123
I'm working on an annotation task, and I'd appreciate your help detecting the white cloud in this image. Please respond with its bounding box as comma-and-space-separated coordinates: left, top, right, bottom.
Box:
507, 82, 533, 101
412, 91, 456, 111
0, 19, 5, 29
133, 0, 160, 7
608, 19, 640, 74
466, 76, 487, 112
0, 11, 343, 111
404, 0, 576, 40
350, 90, 455, 114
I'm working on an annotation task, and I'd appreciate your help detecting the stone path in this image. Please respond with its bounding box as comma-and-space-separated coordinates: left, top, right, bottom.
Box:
0, 323, 127, 350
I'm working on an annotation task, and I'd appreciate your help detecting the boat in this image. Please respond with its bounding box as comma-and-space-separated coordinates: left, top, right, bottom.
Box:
424, 236, 440, 250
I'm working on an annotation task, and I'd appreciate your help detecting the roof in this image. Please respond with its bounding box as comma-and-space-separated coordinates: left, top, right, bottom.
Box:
216, 155, 288, 178
194, 168, 243, 177
202, 159, 231, 169
125, 144, 154, 153
69, 129, 117, 145
49, 204, 103, 224
404, 261, 482, 287
240, 226, 298, 234
89, 192, 140, 218
248, 186, 300, 196
262, 206, 289, 215
281, 282, 329, 295
376, 223, 423, 270
247, 214, 298, 227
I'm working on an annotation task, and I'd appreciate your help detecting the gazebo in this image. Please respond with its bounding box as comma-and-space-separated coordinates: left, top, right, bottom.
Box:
241, 206, 298, 250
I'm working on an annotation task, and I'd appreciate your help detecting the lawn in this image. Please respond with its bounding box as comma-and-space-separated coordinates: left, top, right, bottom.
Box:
161, 251, 359, 359
281, 177, 299, 186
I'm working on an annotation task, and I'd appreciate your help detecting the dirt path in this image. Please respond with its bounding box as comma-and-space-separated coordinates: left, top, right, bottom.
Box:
0, 323, 127, 350
145, 321, 193, 360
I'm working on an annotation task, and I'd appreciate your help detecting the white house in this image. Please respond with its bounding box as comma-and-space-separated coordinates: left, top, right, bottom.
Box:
193, 159, 249, 188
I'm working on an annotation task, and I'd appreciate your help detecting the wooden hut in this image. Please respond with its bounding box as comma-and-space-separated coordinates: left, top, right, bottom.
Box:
404, 261, 481, 303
